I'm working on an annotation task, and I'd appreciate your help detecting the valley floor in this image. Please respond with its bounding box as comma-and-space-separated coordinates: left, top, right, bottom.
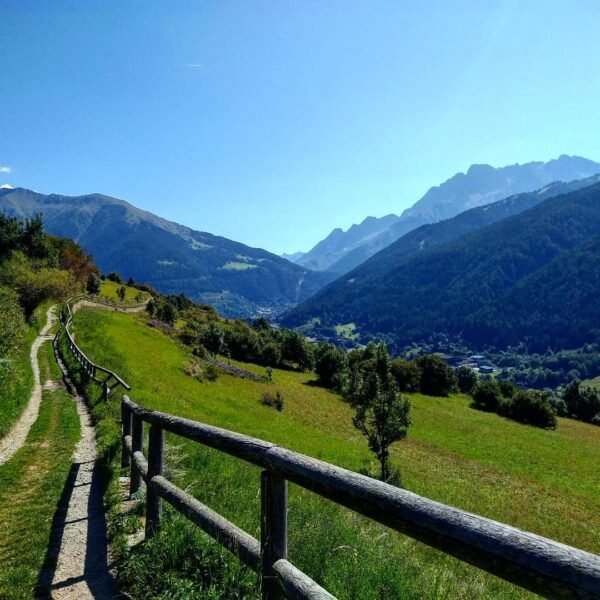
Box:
68, 307, 600, 599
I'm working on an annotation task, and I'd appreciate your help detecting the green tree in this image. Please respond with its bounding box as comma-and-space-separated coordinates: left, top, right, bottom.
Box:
390, 358, 422, 392
471, 380, 502, 412
349, 372, 411, 481
117, 285, 126, 301
86, 273, 102, 296
415, 355, 457, 396
314, 343, 348, 388
158, 301, 177, 325
456, 365, 477, 394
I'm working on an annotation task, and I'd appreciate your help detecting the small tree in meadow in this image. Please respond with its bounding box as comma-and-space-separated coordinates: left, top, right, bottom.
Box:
117, 285, 126, 302
349, 371, 411, 482
86, 272, 101, 296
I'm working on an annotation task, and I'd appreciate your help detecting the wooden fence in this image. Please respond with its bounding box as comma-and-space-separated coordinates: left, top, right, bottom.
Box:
56, 297, 600, 599
57, 296, 132, 400
120, 395, 600, 600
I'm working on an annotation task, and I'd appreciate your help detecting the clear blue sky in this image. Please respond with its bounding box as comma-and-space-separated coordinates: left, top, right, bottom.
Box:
1, 1, 599, 254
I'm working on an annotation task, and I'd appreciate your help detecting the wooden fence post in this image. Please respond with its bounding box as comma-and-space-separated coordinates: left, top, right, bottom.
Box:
146, 424, 164, 539
261, 471, 287, 600
130, 414, 144, 497
121, 400, 131, 468
103, 380, 109, 403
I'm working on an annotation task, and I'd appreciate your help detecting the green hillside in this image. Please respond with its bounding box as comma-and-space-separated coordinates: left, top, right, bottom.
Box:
70, 306, 600, 599
0, 187, 333, 318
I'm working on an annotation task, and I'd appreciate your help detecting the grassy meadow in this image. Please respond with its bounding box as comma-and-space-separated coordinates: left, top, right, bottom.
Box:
99, 280, 149, 304
71, 307, 600, 599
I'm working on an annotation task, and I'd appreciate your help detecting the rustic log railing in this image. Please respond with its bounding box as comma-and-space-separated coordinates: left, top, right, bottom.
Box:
121, 395, 600, 600
56, 295, 132, 400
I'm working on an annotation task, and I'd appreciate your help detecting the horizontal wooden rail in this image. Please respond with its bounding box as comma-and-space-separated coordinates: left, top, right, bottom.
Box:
121, 395, 600, 600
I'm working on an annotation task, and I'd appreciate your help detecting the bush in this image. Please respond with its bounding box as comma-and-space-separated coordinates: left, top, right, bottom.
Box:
502, 390, 557, 429
204, 363, 219, 382
414, 355, 457, 397
106, 272, 123, 283
261, 390, 284, 411
455, 365, 477, 394
390, 358, 422, 392
563, 380, 600, 422
315, 343, 348, 389
471, 380, 502, 412
259, 342, 281, 367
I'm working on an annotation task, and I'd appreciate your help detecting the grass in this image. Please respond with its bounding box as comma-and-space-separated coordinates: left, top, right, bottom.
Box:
0, 301, 54, 440
99, 280, 149, 304
583, 376, 600, 389
334, 322, 359, 340
0, 384, 80, 598
222, 261, 258, 271
71, 307, 600, 599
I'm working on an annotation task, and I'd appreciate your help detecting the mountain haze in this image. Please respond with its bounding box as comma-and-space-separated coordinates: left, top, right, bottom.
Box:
0, 187, 332, 318
298, 155, 600, 275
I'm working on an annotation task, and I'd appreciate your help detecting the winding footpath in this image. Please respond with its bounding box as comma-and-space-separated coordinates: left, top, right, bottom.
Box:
0, 306, 57, 466
44, 298, 147, 599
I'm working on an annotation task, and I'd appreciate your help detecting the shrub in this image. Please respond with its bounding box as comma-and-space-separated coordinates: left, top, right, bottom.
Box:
315, 343, 348, 389
259, 341, 281, 367
502, 390, 557, 429
204, 363, 219, 382
455, 365, 477, 394
414, 355, 457, 397
390, 358, 422, 392
261, 390, 284, 411
471, 380, 502, 412
192, 344, 207, 359
106, 272, 123, 283
86, 272, 102, 295
498, 379, 517, 398
563, 380, 600, 422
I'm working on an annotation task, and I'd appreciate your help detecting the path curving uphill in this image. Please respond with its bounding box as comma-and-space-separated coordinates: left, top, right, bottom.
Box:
0, 305, 57, 466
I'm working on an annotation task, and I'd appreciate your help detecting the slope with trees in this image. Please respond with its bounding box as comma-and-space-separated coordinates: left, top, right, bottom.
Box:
285, 182, 600, 353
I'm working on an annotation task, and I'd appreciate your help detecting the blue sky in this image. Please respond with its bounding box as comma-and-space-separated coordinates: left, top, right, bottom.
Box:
1, 1, 600, 254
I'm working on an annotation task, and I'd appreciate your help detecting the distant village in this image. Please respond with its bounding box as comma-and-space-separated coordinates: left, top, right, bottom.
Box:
446, 354, 500, 376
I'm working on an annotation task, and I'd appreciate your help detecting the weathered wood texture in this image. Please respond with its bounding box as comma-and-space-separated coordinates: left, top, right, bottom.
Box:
261, 472, 288, 600
272, 560, 336, 600
121, 395, 600, 600
146, 425, 164, 538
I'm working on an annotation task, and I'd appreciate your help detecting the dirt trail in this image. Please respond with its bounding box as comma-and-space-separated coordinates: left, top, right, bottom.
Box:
0, 306, 56, 466
42, 350, 118, 599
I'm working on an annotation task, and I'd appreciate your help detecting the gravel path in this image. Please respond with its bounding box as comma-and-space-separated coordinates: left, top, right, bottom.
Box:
0, 306, 56, 466
43, 341, 118, 599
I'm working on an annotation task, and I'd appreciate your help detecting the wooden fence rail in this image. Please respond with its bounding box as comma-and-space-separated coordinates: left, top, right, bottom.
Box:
121, 395, 600, 600
57, 296, 131, 400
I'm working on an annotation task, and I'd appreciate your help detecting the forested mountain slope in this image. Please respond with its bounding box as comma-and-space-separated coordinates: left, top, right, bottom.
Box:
284, 182, 600, 352
0, 187, 332, 318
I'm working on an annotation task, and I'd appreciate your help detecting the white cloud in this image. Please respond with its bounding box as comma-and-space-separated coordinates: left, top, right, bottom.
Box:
185, 63, 204, 68
0, 184, 14, 189
0, 166, 11, 173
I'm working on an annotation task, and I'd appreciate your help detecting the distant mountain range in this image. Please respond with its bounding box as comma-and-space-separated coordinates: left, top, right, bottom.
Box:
292, 155, 600, 275
283, 178, 600, 352
0, 187, 333, 318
